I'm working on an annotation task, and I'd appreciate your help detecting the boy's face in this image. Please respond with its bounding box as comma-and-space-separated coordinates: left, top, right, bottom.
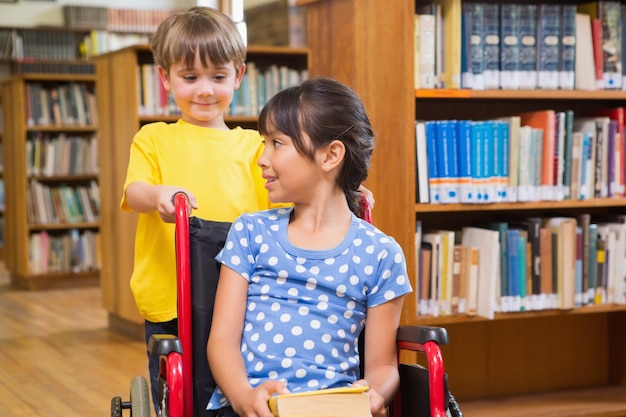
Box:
158, 52, 245, 129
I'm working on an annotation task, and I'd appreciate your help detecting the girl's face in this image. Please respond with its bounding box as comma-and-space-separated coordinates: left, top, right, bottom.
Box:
258, 129, 323, 204
158, 52, 245, 128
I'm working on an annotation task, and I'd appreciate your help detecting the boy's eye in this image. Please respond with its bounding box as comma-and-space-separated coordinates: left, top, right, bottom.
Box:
213, 74, 227, 81
183, 75, 197, 81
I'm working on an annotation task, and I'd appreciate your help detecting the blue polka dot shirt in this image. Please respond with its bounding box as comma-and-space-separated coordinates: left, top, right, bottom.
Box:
208, 207, 412, 410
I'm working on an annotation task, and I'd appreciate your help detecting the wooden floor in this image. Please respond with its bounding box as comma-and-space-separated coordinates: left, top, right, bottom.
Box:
0, 264, 153, 417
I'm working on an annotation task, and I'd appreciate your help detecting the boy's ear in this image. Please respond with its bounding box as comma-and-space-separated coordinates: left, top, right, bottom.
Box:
234, 63, 247, 89
318, 140, 346, 172
157, 66, 171, 90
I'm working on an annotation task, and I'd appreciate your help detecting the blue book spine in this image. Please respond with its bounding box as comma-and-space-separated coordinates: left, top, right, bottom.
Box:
517, 232, 528, 311
499, 3, 521, 89
519, 4, 538, 89
463, 2, 485, 90
482, 121, 495, 203
507, 229, 520, 311
435, 121, 451, 203
482, 3, 500, 89
456, 120, 473, 203
471, 121, 484, 202
537, 4, 561, 89
559, 4, 576, 90
580, 132, 591, 199
499, 120, 510, 202
446, 120, 460, 203
425, 121, 440, 203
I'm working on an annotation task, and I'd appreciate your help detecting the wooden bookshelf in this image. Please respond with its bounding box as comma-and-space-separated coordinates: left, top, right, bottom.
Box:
300, 0, 626, 416
1, 74, 100, 290
94, 44, 311, 339
0, 91, 4, 262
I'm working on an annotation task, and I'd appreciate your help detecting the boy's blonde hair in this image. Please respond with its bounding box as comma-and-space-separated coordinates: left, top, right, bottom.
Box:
150, 7, 246, 72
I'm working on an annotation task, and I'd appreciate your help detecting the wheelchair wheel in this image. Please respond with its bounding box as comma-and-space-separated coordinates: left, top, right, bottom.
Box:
130, 376, 151, 417
111, 396, 122, 417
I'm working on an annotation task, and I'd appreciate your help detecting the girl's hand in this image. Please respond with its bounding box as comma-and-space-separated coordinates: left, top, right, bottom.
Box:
231, 381, 290, 417
156, 186, 198, 223
352, 379, 386, 417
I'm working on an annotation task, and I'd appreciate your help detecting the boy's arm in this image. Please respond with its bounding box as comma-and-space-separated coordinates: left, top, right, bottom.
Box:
124, 181, 198, 222
207, 265, 288, 417
360, 296, 406, 417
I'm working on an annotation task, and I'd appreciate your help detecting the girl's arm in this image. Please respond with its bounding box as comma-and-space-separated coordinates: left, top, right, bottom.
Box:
207, 265, 288, 417
358, 296, 406, 417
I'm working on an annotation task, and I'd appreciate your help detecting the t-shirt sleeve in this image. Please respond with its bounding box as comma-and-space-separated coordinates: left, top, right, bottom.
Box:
215, 215, 255, 280
120, 127, 160, 211
367, 237, 413, 308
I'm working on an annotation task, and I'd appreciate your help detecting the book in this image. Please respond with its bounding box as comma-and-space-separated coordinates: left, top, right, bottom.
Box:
578, 1, 623, 89
415, 121, 430, 203
430, 0, 462, 89
559, 4, 577, 90
537, 4, 561, 90
482, 3, 500, 89
268, 386, 370, 417
518, 110, 556, 201
463, 2, 485, 90
499, 3, 521, 90
518, 4, 538, 89
461, 226, 500, 319
575, 13, 598, 90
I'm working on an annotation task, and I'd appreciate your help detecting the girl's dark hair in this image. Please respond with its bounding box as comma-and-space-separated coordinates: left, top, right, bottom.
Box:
258, 77, 374, 217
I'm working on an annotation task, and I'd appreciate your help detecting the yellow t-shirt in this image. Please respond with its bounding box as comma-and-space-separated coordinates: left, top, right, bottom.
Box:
121, 120, 271, 322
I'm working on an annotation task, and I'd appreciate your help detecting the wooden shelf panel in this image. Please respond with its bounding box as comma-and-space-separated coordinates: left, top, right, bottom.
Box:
415, 198, 626, 213
403, 304, 626, 326
459, 385, 626, 417
416, 89, 626, 101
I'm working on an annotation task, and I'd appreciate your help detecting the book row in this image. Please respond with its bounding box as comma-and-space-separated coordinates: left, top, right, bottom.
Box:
26, 132, 98, 177
415, 1, 626, 91
230, 62, 309, 117
0, 29, 83, 61
136, 62, 309, 118
416, 214, 626, 319
416, 107, 626, 204
63, 5, 174, 33
27, 180, 100, 226
82, 31, 151, 58
25, 82, 98, 127
28, 229, 101, 276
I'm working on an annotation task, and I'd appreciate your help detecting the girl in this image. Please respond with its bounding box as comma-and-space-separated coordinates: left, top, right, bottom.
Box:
207, 77, 411, 417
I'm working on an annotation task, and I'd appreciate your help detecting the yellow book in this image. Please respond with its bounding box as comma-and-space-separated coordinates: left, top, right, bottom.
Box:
268, 386, 370, 417
430, 0, 462, 88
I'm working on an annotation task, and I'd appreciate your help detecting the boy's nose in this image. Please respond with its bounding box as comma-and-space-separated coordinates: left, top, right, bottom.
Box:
198, 79, 214, 95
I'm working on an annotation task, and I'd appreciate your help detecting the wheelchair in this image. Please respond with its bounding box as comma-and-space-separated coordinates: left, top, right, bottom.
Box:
111, 193, 462, 417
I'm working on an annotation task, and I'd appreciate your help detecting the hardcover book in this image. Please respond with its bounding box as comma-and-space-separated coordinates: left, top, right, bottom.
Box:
269, 386, 370, 417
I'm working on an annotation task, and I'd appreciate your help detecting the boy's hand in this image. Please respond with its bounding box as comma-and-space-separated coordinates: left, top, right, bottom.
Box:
358, 184, 375, 210
156, 186, 198, 223
231, 381, 290, 417
352, 380, 385, 417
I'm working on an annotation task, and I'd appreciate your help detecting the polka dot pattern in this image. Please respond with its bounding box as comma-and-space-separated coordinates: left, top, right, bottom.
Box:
208, 208, 411, 410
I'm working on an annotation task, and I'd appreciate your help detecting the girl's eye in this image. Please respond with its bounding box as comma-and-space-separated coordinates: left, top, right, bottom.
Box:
273, 139, 283, 148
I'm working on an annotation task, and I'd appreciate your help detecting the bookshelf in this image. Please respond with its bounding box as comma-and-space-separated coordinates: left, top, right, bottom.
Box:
94, 44, 310, 339
0, 93, 4, 261
1, 74, 100, 290
299, 0, 626, 417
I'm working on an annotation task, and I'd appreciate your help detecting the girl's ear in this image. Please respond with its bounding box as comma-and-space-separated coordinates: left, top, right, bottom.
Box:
157, 66, 171, 91
234, 63, 247, 89
318, 140, 346, 172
